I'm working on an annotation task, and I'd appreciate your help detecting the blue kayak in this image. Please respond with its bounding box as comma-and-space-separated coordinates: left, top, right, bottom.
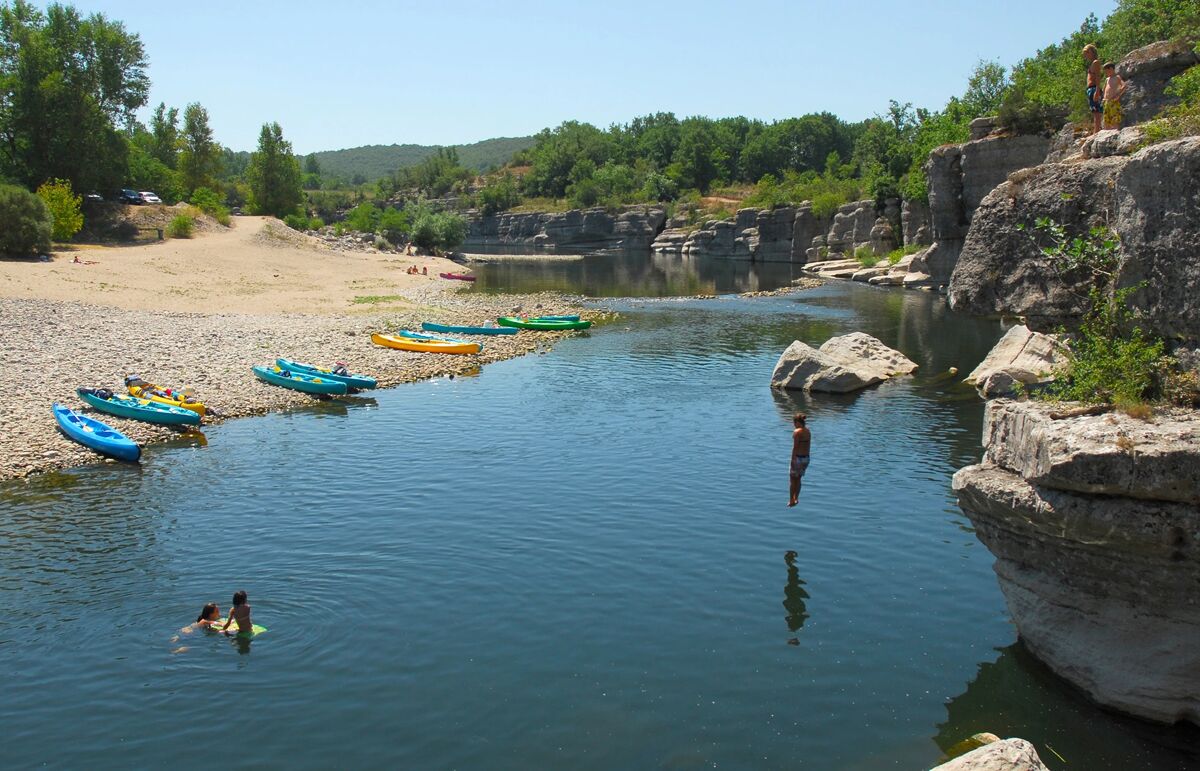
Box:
421, 322, 517, 336
275, 358, 377, 390
53, 403, 141, 462
77, 387, 202, 426
252, 365, 348, 395
532, 315, 580, 322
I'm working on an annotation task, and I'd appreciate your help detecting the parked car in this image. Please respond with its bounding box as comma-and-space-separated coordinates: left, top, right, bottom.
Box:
119, 188, 142, 204
139, 191, 163, 205
84, 192, 104, 203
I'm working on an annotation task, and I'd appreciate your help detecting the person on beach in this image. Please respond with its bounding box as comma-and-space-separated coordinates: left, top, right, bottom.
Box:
788, 412, 811, 507
1102, 61, 1127, 130
1084, 44, 1103, 135
221, 590, 252, 636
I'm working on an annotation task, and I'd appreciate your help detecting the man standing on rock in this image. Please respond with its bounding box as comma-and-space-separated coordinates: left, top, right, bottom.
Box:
788, 412, 811, 507
1084, 43, 1103, 135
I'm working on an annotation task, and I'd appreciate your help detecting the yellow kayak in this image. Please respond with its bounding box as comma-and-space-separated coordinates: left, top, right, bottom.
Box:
370, 332, 481, 355
125, 376, 207, 417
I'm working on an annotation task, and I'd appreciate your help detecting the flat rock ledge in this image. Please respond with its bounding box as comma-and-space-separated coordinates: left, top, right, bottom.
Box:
769, 332, 917, 393
954, 400, 1200, 726
931, 737, 1049, 771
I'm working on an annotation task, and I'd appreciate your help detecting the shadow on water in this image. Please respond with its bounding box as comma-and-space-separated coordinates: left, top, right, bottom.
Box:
936, 642, 1200, 770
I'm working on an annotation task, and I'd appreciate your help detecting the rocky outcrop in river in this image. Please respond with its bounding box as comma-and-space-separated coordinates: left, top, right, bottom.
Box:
770, 332, 917, 392
953, 400, 1200, 726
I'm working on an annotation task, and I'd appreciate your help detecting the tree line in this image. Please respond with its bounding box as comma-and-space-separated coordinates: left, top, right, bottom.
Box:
0, 0, 306, 254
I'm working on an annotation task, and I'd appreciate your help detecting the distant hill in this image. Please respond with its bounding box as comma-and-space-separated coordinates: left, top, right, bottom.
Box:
309, 136, 534, 182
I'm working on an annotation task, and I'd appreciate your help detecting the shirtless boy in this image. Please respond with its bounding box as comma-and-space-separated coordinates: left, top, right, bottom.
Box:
789, 412, 811, 507
1084, 44, 1103, 135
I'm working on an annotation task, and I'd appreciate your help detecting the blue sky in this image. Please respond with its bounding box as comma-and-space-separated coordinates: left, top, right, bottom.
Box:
71, 0, 1116, 153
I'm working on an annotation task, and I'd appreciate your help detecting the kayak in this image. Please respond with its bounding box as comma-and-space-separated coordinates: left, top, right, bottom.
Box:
371, 332, 481, 355
53, 403, 141, 462
421, 321, 517, 336
252, 365, 349, 395
125, 375, 207, 417
275, 358, 377, 390
77, 387, 202, 426
531, 315, 580, 322
497, 316, 592, 331
439, 272, 476, 282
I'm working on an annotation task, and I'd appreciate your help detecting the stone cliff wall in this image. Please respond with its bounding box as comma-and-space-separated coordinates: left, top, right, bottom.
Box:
949, 136, 1200, 347
1118, 39, 1200, 125
464, 205, 665, 250
953, 400, 1200, 726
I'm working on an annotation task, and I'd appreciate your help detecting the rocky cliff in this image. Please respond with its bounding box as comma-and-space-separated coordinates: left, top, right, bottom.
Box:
952, 400, 1200, 726
464, 205, 665, 251
948, 136, 1200, 347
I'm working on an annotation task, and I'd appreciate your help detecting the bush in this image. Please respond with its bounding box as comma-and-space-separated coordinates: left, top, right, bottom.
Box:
342, 202, 380, 233
853, 244, 878, 267
409, 209, 467, 251
168, 214, 195, 238
0, 184, 53, 255
189, 186, 231, 226
997, 87, 1069, 135
283, 213, 322, 231
377, 207, 410, 243
1143, 61, 1200, 142
476, 172, 522, 215
36, 179, 84, 241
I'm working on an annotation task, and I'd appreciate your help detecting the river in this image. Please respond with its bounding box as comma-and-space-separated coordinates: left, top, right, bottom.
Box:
2, 257, 1196, 769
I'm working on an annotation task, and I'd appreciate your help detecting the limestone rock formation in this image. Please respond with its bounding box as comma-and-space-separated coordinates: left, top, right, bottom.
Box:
931, 737, 1050, 771
770, 332, 917, 392
982, 400, 1200, 503
965, 325, 1064, 397
949, 137, 1200, 344
1080, 126, 1146, 159
954, 400, 1200, 726
825, 199, 877, 255
465, 205, 664, 250
1118, 40, 1200, 125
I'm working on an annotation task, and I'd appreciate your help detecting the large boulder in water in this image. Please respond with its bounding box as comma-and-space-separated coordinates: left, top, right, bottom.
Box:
965, 324, 1065, 397
770, 332, 917, 392
931, 737, 1050, 771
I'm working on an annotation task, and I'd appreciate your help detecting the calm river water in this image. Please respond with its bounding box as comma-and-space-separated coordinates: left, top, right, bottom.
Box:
2, 259, 1197, 769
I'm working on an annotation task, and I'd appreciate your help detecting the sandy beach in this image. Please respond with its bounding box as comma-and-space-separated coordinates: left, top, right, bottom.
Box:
0, 216, 597, 481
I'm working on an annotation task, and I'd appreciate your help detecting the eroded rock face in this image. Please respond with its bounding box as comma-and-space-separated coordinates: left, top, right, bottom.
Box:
465, 205, 664, 250
770, 332, 917, 392
1118, 40, 1200, 125
949, 137, 1200, 344
954, 400, 1200, 726
931, 737, 1050, 771
982, 400, 1200, 504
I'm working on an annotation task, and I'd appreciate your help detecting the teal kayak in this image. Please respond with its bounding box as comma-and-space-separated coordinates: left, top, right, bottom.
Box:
275, 358, 377, 390
497, 316, 592, 331
421, 322, 517, 336
77, 388, 202, 426
53, 403, 141, 462
252, 365, 348, 395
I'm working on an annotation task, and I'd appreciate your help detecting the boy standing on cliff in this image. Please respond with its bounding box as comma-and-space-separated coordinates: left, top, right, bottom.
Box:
788, 412, 811, 507
1084, 44, 1103, 135
1102, 62, 1127, 130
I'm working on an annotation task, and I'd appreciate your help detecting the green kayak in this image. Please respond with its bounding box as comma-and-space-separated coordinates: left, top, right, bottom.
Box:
496, 316, 592, 331
77, 387, 202, 426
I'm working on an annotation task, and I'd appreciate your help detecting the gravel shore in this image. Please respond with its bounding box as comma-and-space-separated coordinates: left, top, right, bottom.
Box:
0, 286, 601, 482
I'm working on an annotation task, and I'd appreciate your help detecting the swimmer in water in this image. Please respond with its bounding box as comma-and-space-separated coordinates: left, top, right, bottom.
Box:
221, 590, 252, 636
196, 602, 222, 628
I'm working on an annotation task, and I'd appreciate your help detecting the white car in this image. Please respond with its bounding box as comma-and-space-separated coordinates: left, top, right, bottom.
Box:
139, 191, 163, 204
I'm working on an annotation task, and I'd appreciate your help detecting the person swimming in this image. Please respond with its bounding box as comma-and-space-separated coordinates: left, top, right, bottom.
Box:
196, 602, 222, 628
221, 590, 252, 636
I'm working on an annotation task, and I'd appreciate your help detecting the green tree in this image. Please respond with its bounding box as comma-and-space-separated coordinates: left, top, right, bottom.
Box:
0, 183, 52, 254
0, 1, 148, 192
246, 122, 303, 217
178, 102, 220, 194
963, 60, 1011, 117
149, 102, 179, 168
304, 153, 321, 175
35, 177, 82, 240
126, 141, 183, 202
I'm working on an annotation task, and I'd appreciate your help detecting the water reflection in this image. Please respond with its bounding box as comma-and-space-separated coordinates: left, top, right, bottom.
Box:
467, 248, 807, 297
782, 551, 809, 645
937, 643, 1200, 769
